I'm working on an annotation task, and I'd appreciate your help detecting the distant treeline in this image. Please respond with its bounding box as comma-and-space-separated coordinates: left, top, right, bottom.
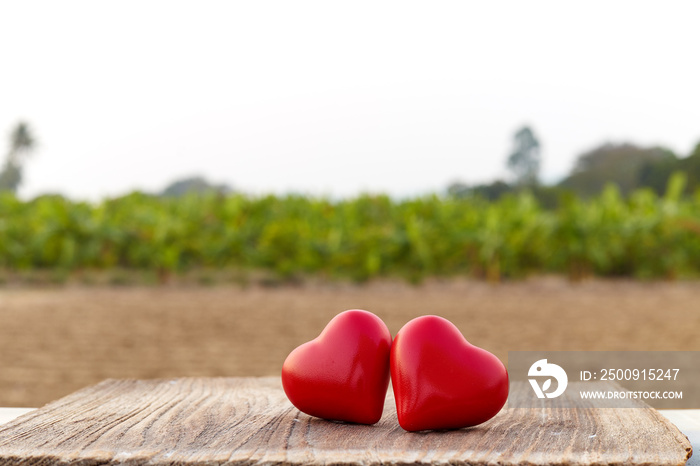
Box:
450, 141, 700, 207
2, 175, 700, 282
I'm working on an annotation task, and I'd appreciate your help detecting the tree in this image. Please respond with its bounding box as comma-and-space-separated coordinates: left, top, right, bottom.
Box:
560, 143, 676, 197
448, 180, 514, 201
638, 151, 679, 195
161, 176, 232, 197
677, 142, 700, 194
507, 126, 541, 187
0, 122, 36, 194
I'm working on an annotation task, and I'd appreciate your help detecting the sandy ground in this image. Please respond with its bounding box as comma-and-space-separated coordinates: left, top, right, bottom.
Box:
1, 278, 699, 407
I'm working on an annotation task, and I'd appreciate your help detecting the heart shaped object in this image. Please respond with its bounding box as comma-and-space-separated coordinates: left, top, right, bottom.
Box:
391, 315, 508, 431
281, 309, 392, 424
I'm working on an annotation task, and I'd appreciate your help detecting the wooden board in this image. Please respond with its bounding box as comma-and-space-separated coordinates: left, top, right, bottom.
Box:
0, 377, 692, 465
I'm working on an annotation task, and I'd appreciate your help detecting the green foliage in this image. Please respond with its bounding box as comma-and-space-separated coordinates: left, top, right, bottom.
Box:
449, 180, 512, 202
449, 181, 573, 210
2, 186, 700, 282
678, 143, 700, 193
560, 143, 677, 198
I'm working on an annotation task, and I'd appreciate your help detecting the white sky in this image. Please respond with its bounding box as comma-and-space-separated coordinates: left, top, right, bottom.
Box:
2, 1, 700, 200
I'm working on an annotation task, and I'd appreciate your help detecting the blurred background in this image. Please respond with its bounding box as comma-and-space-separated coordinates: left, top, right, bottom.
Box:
1, 1, 699, 407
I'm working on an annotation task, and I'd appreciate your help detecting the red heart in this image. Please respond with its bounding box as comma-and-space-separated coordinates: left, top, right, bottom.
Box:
391, 315, 509, 431
281, 309, 392, 425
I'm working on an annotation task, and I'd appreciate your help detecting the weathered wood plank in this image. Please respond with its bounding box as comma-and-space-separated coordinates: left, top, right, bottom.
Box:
661, 410, 700, 466
0, 377, 692, 465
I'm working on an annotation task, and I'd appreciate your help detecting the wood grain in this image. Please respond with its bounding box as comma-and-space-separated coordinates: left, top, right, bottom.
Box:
0, 377, 692, 465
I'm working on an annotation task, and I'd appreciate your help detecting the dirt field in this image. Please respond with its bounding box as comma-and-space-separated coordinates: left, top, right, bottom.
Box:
1, 278, 699, 407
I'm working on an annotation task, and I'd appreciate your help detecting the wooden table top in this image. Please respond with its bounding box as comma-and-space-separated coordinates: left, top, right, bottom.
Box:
0, 377, 695, 465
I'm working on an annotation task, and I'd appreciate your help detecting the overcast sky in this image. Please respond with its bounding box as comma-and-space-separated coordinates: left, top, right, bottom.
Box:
2, 1, 700, 200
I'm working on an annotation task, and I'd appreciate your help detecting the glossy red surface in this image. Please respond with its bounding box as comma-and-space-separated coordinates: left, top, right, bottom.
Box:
390, 315, 509, 431
281, 309, 392, 425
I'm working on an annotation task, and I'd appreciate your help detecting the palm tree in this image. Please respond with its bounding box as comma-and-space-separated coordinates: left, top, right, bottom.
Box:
0, 122, 36, 194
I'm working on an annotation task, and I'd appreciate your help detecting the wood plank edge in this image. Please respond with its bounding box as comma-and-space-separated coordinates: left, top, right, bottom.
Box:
649, 407, 693, 463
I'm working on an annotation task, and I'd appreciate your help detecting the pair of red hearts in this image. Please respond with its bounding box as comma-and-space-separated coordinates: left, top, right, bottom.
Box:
281, 309, 508, 431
